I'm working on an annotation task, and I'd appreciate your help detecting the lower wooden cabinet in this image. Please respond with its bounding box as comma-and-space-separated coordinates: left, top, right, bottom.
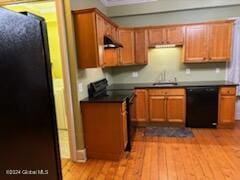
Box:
149, 96, 165, 122
166, 96, 185, 123
80, 101, 128, 160
148, 88, 186, 125
134, 89, 149, 122
218, 87, 236, 128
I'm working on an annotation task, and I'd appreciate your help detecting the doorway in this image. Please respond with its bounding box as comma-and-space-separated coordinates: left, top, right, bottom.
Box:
4, 1, 71, 159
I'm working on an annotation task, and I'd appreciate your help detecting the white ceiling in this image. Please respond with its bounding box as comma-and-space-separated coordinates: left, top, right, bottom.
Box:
100, 0, 158, 7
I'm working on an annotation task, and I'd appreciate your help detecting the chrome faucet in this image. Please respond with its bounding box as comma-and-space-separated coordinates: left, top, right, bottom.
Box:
159, 70, 167, 82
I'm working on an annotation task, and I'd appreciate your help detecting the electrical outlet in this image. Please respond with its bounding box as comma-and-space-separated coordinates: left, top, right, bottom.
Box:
78, 83, 83, 92
186, 68, 191, 75
132, 72, 138, 78
216, 68, 220, 74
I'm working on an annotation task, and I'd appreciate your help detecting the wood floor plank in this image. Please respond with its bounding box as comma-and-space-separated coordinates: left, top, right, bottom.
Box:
61, 122, 240, 180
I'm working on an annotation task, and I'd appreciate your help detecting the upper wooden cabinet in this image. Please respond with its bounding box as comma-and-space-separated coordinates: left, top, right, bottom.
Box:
73, 8, 234, 68
184, 21, 233, 63
118, 28, 135, 65
148, 27, 166, 46
134, 28, 149, 64
208, 22, 233, 61
148, 26, 185, 46
166, 26, 185, 44
184, 24, 208, 62
73, 9, 119, 68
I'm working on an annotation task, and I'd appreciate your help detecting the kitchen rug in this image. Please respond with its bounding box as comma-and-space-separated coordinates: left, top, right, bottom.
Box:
144, 126, 194, 138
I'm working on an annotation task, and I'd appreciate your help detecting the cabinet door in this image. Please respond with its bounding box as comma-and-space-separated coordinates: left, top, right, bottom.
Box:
119, 29, 135, 65
103, 49, 119, 67
135, 29, 148, 64
96, 14, 105, 66
166, 26, 185, 44
74, 12, 100, 68
121, 111, 128, 149
149, 96, 166, 122
184, 25, 208, 62
135, 89, 149, 122
148, 28, 166, 46
208, 22, 233, 61
219, 95, 236, 126
166, 96, 185, 123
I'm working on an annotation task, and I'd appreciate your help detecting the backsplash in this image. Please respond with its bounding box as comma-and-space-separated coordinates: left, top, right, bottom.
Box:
77, 68, 112, 100
110, 48, 226, 83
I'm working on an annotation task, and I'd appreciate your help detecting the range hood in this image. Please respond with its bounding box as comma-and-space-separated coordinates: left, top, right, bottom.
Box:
104, 35, 123, 49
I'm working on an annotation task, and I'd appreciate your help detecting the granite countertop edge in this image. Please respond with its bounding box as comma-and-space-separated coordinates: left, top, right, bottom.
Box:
107, 81, 239, 91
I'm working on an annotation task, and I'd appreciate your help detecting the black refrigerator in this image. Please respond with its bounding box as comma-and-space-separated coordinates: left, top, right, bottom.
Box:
0, 8, 62, 180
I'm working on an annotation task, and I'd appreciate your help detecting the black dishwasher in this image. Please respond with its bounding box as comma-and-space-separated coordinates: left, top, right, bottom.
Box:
186, 87, 218, 128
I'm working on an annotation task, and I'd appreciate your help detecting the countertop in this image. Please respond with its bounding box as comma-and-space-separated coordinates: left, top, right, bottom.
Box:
81, 81, 238, 103
107, 81, 238, 91
80, 90, 134, 103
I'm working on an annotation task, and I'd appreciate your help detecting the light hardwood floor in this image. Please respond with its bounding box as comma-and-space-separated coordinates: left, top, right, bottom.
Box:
62, 122, 240, 180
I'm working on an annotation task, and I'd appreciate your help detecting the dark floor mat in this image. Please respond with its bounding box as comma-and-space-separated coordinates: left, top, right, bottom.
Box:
144, 126, 194, 138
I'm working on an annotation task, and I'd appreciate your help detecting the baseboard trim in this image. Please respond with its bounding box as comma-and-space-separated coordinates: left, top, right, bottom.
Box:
76, 149, 87, 163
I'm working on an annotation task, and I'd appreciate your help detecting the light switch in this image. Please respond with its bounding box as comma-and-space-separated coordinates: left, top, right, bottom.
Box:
216, 68, 220, 74
132, 72, 138, 78
186, 68, 191, 75
78, 83, 83, 92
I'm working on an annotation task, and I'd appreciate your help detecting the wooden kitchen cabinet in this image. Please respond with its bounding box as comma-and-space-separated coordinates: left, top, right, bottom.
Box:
148, 88, 186, 125
166, 26, 185, 44
184, 21, 233, 63
134, 28, 148, 64
103, 20, 119, 67
134, 89, 149, 122
166, 96, 185, 123
218, 87, 236, 128
208, 22, 233, 61
148, 27, 166, 46
73, 9, 119, 68
80, 101, 128, 160
184, 24, 208, 62
118, 28, 135, 65
149, 96, 166, 122
148, 26, 185, 46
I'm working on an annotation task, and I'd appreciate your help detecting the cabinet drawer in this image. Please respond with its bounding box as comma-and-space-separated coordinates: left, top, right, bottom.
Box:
167, 89, 185, 96
149, 89, 166, 96
149, 88, 185, 96
220, 87, 236, 95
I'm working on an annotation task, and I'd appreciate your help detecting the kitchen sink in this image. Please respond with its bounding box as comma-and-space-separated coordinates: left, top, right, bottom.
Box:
152, 82, 178, 86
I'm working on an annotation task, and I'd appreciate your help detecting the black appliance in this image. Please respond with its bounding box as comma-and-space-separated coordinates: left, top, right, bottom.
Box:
0, 9, 62, 180
88, 79, 134, 151
186, 87, 219, 128
104, 35, 123, 49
